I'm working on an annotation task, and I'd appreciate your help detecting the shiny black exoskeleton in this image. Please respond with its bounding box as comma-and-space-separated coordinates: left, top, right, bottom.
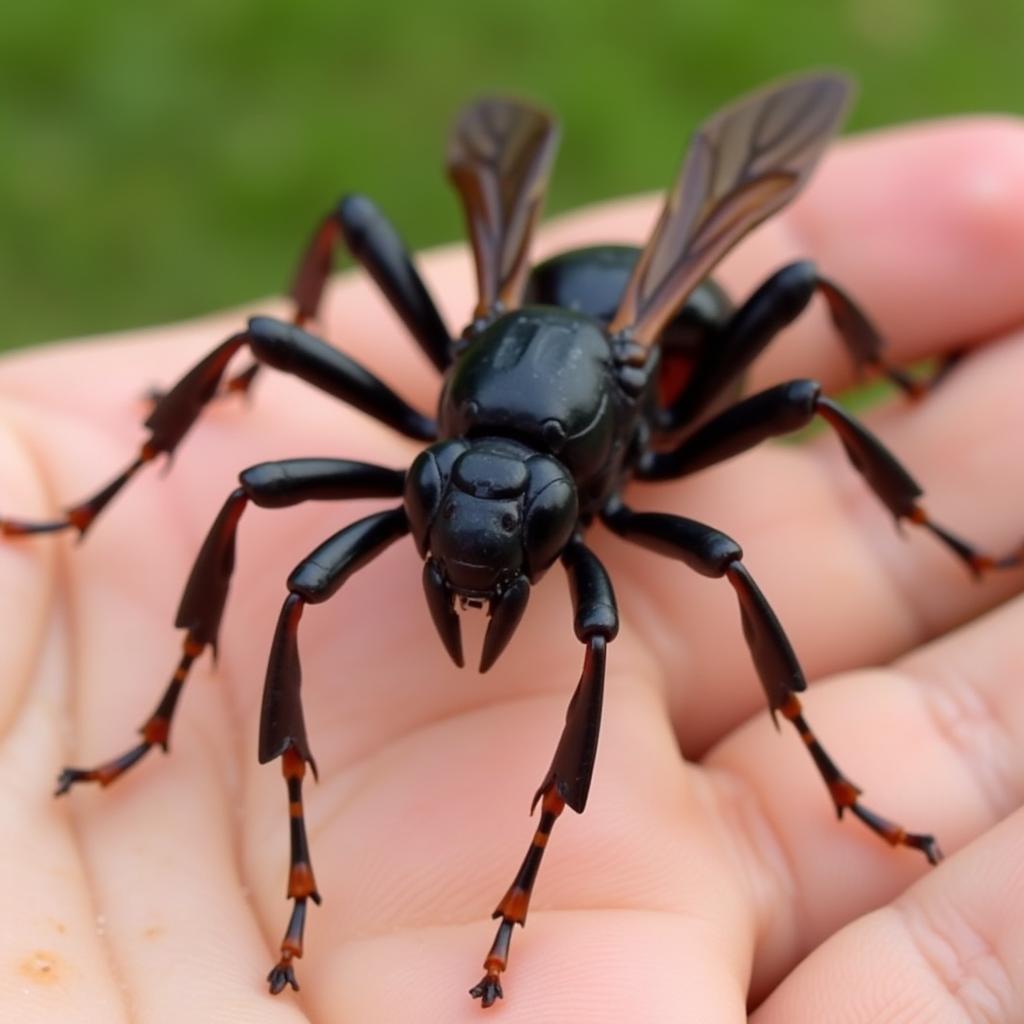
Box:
404, 283, 736, 672
14, 74, 1020, 1010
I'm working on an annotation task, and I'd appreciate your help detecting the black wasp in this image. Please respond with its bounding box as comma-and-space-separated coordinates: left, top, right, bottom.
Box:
4, 72, 1019, 1007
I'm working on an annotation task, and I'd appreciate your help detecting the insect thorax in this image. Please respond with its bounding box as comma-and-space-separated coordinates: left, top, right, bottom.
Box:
438, 306, 645, 509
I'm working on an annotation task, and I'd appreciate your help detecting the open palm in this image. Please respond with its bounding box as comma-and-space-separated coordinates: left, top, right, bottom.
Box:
2, 117, 1024, 1022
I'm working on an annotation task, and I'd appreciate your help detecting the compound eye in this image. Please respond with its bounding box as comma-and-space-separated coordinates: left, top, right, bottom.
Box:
523, 477, 578, 578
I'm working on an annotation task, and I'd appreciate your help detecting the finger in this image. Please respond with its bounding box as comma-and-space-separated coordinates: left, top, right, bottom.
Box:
0, 414, 57, 733
751, 805, 1024, 1023
0, 401, 315, 1023
0, 420, 135, 1024
607, 323, 1024, 751
706, 590, 1024, 1002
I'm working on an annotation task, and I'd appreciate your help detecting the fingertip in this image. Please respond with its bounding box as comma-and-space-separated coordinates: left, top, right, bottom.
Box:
885, 115, 1024, 259
929, 116, 1024, 275
794, 114, 1024, 245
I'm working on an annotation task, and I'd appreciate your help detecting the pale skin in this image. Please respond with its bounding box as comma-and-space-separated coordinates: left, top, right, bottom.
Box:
1, 117, 1024, 1023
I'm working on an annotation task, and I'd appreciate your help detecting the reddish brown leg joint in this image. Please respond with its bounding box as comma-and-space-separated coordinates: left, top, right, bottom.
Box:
470, 788, 566, 1008
225, 312, 309, 397
778, 694, 942, 865
225, 362, 262, 397
55, 634, 205, 795
814, 396, 1020, 579
816, 277, 938, 400
3, 446, 155, 539
267, 744, 321, 995
863, 358, 927, 400
864, 351, 964, 401
290, 214, 342, 323
907, 505, 1023, 579
225, 298, 310, 397
226, 214, 331, 395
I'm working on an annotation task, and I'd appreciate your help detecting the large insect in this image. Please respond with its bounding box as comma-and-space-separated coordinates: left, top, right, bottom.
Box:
3, 72, 1020, 1008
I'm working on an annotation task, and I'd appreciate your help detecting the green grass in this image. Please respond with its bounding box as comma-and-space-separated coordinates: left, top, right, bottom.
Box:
3, 0, 1024, 350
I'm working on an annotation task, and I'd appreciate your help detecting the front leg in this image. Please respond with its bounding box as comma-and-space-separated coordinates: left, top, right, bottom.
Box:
602, 502, 941, 864
261, 507, 409, 992
54, 458, 405, 795
470, 537, 617, 1007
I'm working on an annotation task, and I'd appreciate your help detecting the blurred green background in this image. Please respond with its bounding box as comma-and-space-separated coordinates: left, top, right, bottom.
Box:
3, 0, 1023, 352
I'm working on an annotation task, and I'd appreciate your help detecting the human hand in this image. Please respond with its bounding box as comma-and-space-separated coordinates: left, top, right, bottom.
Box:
1, 115, 1023, 1022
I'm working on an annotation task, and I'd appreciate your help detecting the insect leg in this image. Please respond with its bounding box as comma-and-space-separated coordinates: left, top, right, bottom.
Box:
639, 378, 1021, 576
2, 318, 432, 537
471, 537, 615, 1007
262, 507, 408, 993
602, 502, 941, 863
228, 193, 453, 393
813, 272, 957, 398
54, 459, 405, 795
329, 195, 452, 370
655, 261, 943, 437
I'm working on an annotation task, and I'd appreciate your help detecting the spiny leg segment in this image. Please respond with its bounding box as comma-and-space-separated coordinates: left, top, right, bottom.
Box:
2, 448, 158, 538
471, 537, 616, 1007
266, 741, 321, 993
55, 634, 204, 794
773, 689, 940, 863
726, 560, 942, 864
470, 788, 568, 1008
261, 508, 409, 992
603, 502, 942, 864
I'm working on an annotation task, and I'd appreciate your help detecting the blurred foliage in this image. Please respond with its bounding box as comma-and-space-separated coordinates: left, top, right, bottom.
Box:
2, 0, 1023, 350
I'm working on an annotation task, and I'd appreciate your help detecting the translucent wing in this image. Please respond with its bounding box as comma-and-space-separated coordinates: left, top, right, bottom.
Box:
447, 97, 560, 318
610, 72, 853, 344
